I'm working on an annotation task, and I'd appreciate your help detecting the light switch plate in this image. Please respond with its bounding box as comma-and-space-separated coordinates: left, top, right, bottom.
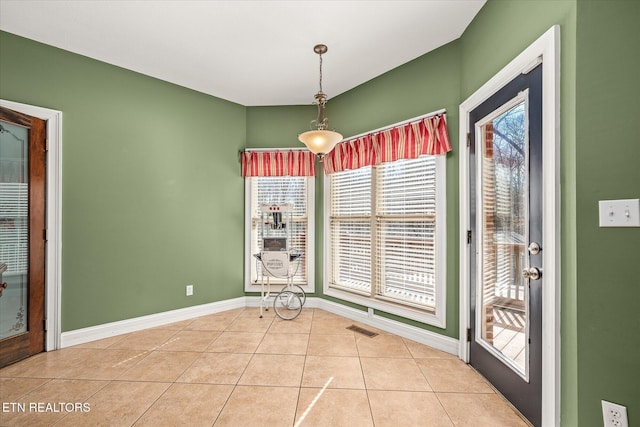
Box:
599, 199, 640, 227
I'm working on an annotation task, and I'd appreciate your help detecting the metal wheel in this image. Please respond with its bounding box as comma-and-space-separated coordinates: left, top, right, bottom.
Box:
273, 290, 302, 320
281, 284, 306, 307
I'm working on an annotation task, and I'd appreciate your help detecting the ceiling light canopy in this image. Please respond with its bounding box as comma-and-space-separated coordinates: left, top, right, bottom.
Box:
298, 44, 343, 159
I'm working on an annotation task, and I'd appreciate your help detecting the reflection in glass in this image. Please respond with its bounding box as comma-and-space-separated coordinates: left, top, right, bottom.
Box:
0, 120, 29, 340
479, 102, 528, 375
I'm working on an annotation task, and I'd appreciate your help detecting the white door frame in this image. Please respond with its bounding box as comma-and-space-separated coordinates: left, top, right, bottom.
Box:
458, 26, 561, 426
1, 99, 63, 351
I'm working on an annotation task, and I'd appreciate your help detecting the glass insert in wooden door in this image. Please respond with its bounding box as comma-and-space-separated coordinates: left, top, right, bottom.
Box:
0, 120, 29, 340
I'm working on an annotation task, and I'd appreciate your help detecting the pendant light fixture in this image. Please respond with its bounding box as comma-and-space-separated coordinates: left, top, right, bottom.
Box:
298, 44, 343, 159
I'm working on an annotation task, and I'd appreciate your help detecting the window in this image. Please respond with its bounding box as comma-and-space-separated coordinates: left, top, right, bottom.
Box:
245, 175, 314, 292
325, 155, 446, 326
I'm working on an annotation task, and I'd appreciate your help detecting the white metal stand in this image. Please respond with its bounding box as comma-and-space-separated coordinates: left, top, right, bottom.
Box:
255, 203, 304, 320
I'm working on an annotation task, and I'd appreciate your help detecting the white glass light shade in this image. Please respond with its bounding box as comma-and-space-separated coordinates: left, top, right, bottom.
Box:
298, 129, 343, 156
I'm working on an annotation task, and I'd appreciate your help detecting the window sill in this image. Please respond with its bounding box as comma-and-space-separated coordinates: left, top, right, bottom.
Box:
323, 287, 445, 329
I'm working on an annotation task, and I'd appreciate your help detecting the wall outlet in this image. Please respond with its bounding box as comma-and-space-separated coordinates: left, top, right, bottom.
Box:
602, 400, 628, 427
186, 285, 193, 296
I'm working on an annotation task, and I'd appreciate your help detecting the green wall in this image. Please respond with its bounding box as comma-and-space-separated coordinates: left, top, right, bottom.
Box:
332, 40, 463, 337
246, 105, 315, 149
247, 40, 462, 336
461, 0, 582, 426
249, 1, 640, 425
460, 1, 580, 424
0, 31, 247, 331
575, 0, 640, 425
3, 0, 640, 424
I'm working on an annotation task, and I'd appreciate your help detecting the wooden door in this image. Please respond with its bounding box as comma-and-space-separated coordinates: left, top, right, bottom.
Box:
0, 106, 47, 367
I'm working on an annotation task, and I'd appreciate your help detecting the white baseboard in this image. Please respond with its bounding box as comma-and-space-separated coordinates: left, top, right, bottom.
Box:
61, 296, 458, 356
246, 296, 459, 355
60, 297, 247, 348
316, 299, 458, 355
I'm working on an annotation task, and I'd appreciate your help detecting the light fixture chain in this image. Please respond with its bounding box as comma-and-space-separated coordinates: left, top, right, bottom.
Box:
299, 43, 343, 159
318, 53, 323, 94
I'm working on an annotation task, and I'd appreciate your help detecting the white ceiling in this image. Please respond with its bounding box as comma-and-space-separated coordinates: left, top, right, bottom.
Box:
0, 0, 486, 106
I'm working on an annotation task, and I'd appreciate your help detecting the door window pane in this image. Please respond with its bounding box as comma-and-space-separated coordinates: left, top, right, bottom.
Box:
0, 120, 29, 339
479, 101, 528, 375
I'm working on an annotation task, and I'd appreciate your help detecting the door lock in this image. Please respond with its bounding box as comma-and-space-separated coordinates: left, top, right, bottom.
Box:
528, 242, 541, 255
522, 267, 542, 280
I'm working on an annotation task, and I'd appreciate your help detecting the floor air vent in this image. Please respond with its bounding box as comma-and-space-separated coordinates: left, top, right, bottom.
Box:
346, 325, 378, 338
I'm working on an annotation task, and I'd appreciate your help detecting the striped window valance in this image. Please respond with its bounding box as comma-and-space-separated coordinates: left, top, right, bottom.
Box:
323, 113, 452, 174
241, 149, 316, 177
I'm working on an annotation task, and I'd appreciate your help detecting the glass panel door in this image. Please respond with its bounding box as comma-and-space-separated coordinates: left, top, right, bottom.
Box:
0, 120, 29, 340
477, 98, 528, 378
469, 64, 543, 426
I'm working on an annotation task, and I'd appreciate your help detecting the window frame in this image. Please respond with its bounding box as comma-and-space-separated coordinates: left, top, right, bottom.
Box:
323, 154, 446, 328
244, 175, 315, 294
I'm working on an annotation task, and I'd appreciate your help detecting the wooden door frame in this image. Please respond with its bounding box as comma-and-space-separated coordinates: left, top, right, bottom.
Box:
458, 26, 560, 426
1, 99, 62, 352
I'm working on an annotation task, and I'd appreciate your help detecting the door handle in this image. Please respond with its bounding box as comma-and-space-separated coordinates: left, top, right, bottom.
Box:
522, 267, 542, 280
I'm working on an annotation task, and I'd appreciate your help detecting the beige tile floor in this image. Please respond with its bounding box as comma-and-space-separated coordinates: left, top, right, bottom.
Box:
0, 308, 530, 426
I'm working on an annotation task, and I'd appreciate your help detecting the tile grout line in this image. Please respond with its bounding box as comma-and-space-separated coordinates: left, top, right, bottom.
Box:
211, 308, 248, 427
211, 307, 273, 427
405, 334, 457, 427
352, 325, 378, 426
0, 376, 54, 402
120, 313, 237, 426
2, 307, 526, 426
123, 323, 198, 426
292, 307, 316, 426
50, 377, 113, 427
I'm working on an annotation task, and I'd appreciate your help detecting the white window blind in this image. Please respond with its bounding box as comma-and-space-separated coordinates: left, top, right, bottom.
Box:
329, 166, 371, 294
375, 157, 437, 308
0, 183, 28, 274
328, 156, 439, 311
247, 176, 311, 286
